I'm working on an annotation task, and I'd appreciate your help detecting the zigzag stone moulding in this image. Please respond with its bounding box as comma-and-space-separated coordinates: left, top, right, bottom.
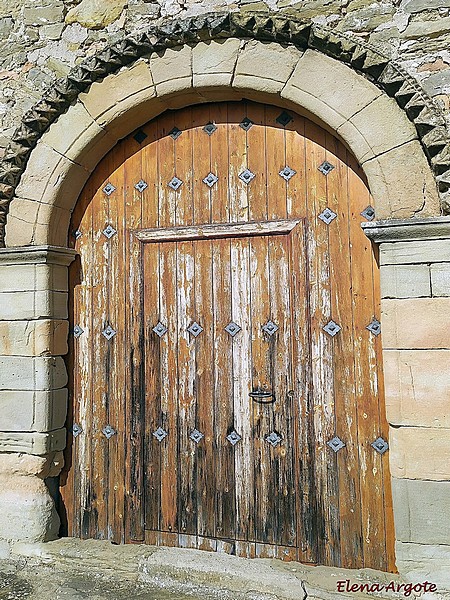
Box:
0, 10, 449, 246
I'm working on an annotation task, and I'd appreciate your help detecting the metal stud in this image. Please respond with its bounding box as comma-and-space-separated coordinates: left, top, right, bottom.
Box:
262, 320, 278, 336
318, 208, 337, 225
190, 429, 204, 443
239, 117, 254, 131
153, 322, 168, 337
323, 320, 341, 337
361, 205, 375, 221
318, 161, 335, 176
239, 169, 255, 184
371, 437, 389, 455
103, 182, 116, 196
188, 322, 203, 337
202, 172, 219, 188
168, 176, 183, 191
102, 225, 117, 239
225, 322, 241, 337
153, 427, 168, 442
227, 431, 242, 446
73, 325, 84, 338
276, 111, 293, 126
366, 318, 381, 336
134, 179, 148, 193
133, 130, 147, 144
72, 230, 82, 240
102, 325, 117, 340
168, 126, 182, 140
266, 431, 282, 447
327, 436, 345, 453
203, 122, 217, 136
102, 425, 116, 439
279, 166, 296, 181
72, 423, 82, 438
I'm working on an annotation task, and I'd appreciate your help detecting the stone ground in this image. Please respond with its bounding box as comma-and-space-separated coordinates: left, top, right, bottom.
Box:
0, 538, 447, 600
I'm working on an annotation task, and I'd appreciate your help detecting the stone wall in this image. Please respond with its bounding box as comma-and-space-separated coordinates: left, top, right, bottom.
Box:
0, 0, 450, 159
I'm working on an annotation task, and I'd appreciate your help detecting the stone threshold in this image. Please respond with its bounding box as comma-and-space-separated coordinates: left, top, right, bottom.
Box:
5, 537, 446, 600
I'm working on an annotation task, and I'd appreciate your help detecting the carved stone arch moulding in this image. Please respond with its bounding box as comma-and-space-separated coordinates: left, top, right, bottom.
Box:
1, 10, 450, 246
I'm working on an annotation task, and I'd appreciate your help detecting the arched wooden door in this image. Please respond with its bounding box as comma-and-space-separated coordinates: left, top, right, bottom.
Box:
62, 101, 395, 571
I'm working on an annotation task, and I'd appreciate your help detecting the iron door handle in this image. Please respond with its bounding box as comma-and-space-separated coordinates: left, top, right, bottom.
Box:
249, 390, 274, 403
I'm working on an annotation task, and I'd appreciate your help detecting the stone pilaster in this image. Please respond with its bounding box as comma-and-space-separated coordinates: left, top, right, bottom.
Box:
363, 217, 450, 589
0, 245, 76, 546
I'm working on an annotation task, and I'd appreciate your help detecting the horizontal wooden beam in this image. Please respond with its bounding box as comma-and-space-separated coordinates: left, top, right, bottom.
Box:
133, 219, 301, 243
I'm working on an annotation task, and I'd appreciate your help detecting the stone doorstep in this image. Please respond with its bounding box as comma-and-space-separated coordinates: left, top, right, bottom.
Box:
9, 538, 422, 600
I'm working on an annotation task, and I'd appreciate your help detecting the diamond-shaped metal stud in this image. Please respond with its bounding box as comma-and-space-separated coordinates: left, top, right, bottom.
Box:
133, 130, 147, 144
276, 111, 293, 126
225, 322, 241, 337
279, 166, 296, 181
323, 320, 341, 337
371, 437, 389, 455
103, 182, 116, 196
72, 229, 82, 240
135, 179, 148, 193
188, 322, 203, 337
168, 176, 183, 191
266, 431, 282, 447
190, 429, 204, 443
102, 325, 117, 340
153, 427, 168, 442
361, 205, 375, 221
169, 126, 182, 140
72, 423, 82, 438
102, 425, 116, 439
203, 122, 217, 136
318, 161, 335, 176
153, 322, 168, 337
227, 431, 242, 446
73, 325, 84, 338
239, 169, 255, 184
203, 172, 218, 188
366, 318, 381, 336
239, 117, 254, 131
262, 320, 278, 336
327, 436, 345, 453
318, 208, 337, 225
102, 225, 117, 239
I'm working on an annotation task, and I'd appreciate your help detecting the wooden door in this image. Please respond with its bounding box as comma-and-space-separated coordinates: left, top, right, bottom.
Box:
62, 101, 395, 571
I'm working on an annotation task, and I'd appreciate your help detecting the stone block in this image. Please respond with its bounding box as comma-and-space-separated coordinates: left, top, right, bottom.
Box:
0, 429, 66, 455
395, 541, 450, 591
382, 297, 450, 348
380, 239, 450, 265
380, 264, 431, 298
392, 478, 450, 545
0, 389, 67, 432
150, 45, 192, 97
390, 426, 450, 480
0, 319, 69, 356
283, 49, 382, 122
41, 100, 116, 172
24, 3, 64, 25
0, 356, 67, 391
362, 140, 440, 219
233, 40, 302, 95
346, 94, 417, 161
0, 291, 67, 320
193, 38, 241, 89
383, 349, 450, 428
0, 263, 68, 294
0, 472, 59, 542
80, 60, 154, 121
431, 263, 450, 296
65, 0, 126, 28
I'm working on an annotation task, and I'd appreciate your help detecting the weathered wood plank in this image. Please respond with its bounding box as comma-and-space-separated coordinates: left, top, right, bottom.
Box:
228, 103, 249, 223
246, 103, 267, 222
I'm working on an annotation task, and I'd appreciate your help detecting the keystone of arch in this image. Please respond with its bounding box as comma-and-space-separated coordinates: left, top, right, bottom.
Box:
2, 12, 448, 247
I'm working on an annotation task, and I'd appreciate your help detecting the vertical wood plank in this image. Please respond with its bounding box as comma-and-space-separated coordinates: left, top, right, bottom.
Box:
246, 103, 267, 222
210, 103, 229, 224
265, 105, 288, 220
228, 103, 249, 223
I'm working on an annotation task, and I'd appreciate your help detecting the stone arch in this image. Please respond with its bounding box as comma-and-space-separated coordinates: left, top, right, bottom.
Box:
0, 11, 449, 247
